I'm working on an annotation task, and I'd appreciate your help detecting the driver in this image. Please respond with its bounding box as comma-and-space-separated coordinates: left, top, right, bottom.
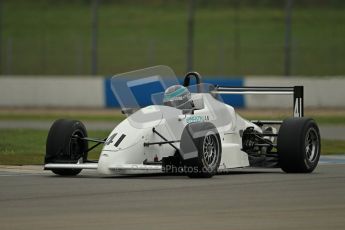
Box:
163, 85, 194, 110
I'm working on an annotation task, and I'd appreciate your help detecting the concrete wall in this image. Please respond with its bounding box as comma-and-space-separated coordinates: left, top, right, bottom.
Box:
245, 77, 345, 108
0, 77, 104, 107
0, 76, 344, 108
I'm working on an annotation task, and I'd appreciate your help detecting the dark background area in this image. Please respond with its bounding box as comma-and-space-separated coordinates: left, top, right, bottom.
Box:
0, 0, 344, 76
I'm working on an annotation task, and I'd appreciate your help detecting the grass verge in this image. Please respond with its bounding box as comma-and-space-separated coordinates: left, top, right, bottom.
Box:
0, 129, 110, 165
0, 129, 343, 165
0, 108, 344, 124
0, 109, 126, 122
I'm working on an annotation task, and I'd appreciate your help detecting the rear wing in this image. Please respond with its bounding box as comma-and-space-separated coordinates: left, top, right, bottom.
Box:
212, 86, 304, 118
182, 72, 304, 118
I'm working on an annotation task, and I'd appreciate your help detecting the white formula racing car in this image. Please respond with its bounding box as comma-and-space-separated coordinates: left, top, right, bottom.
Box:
44, 66, 321, 178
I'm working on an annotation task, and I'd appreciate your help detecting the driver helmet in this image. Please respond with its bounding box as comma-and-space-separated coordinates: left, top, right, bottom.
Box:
163, 85, 193, 109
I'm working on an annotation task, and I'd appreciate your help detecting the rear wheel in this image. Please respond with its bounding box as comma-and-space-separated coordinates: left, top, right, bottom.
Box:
278, 117, 320, 173
180, 122, 221, 178
45, 119, 88, 176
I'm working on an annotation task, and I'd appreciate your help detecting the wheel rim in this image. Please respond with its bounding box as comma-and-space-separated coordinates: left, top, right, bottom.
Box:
69, 129, 85, 161
305, 127, 319, 162
202, 134, 219, 168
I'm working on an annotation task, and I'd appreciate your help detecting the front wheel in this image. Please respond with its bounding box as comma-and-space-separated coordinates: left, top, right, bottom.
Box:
180, 122, 222, 178
277, 117, 321, 173
45, 119, 88, 176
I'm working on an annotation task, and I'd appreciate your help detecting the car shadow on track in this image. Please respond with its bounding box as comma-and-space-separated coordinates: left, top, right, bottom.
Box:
44, 168, 282, 180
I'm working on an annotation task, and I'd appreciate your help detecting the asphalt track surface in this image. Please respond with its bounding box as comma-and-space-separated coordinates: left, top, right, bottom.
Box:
0, 162, 344, 230
0, 120, 344, 140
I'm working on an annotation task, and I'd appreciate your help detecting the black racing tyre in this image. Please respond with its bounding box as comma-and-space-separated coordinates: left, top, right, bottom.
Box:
277, 117, 321, 173
45, 119, 88, 176
162, 154, 183, 174
180, 122, 222, 178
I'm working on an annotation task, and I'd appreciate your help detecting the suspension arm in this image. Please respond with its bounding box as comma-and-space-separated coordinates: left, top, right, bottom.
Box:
151, 128, 179, 151
72, 135, 107, 153
144, 140, 180, 147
